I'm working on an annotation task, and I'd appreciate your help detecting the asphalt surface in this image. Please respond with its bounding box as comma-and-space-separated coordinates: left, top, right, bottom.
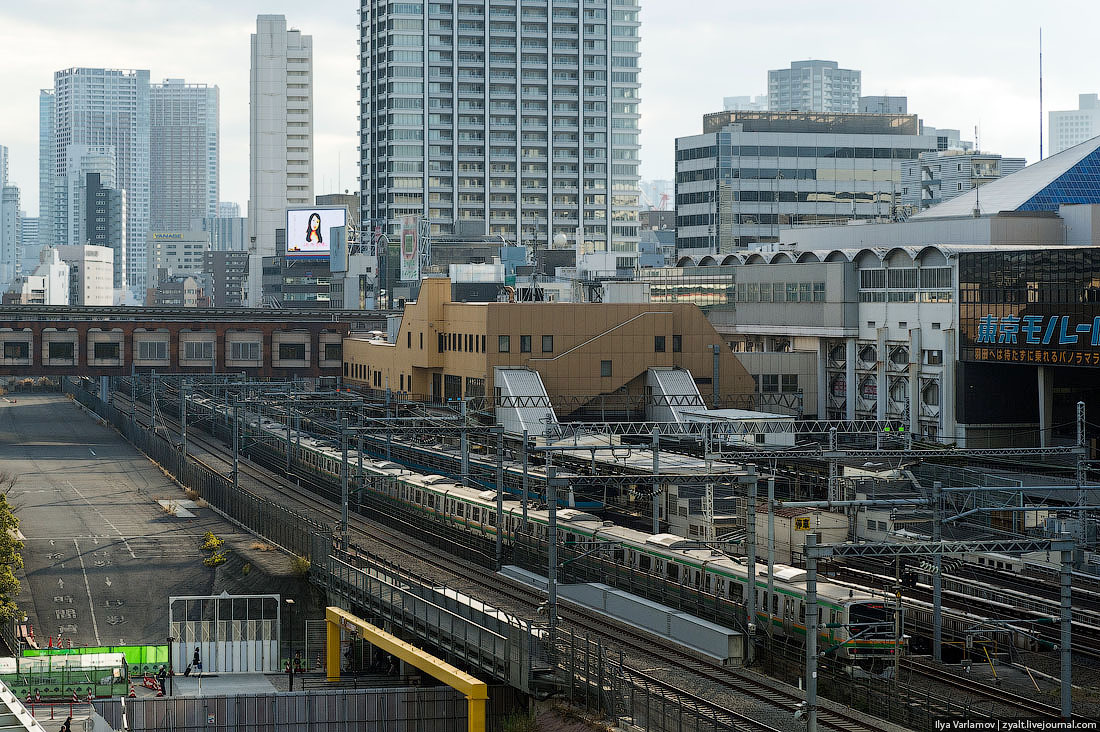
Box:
2, 394, 236, 647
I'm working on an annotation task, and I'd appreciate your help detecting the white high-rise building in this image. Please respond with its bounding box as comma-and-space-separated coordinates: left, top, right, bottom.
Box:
38, 90, 54, 251
19, 217, 38, 279
248, 14, 313, 305
0, 185, 20, 287
1049, 94, 1100, 155
217, 201, 241, 218
0, 145, 8, 187
57, 244, 113, 305
47, 68, 150, 294
10, 247, 69, 305
768, 60, 860, 114
150, 79, 219, 232
357, 0, 641, 290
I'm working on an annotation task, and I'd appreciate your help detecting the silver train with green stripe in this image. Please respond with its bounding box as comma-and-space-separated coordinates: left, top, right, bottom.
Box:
194, 395, 903, 660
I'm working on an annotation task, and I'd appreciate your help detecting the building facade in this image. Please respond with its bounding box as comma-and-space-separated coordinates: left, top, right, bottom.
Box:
218, 201, 241, 218
145, 230, 210, 288
48, 68, 150, 294
7, 248, 69, 305
150, 79, 219, 231
859, 95, 907, 114
767, 60, 860, 114
1050, 94, 1100, 155
0, 145, 7, 187
85, 171, 127, 292
196, 214, 247, 252
0, 185, 20, 288
38, 89, 54, 251
57, 244, 113, 305
342, 277, 752, 412
900, 150, 1026, 211
674, 111, 938, 252
63, 145, 116, 247
203, 250, 248, 307
357, 0, 642, 266
19, 217, 38, 279
249, 15, 313, 305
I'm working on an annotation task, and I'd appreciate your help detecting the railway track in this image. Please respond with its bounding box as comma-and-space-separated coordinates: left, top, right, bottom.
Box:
901, 659, 1065, 718
113, 390, 887, 732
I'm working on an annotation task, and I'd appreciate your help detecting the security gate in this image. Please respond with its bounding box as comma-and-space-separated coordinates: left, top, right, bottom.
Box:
169, 593, 280, 673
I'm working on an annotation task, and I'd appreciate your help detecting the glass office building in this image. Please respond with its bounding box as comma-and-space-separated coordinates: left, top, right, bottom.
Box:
358, 0, 641, 259
675, 111, 938, 251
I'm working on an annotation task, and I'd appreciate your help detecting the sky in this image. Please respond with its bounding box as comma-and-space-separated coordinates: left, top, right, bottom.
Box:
1, 0, 1099, 217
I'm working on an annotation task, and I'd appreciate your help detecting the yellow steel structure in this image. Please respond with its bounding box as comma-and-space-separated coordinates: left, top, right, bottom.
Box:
325, 606, 489, 732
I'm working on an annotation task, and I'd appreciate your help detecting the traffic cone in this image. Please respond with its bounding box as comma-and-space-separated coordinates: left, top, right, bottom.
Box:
127, 682, 136, 698
71, 689, 77, 704
47, 636, 53, 649
24, 691, 30, 706
34, 690, 41, 704
87, 689, 94, 703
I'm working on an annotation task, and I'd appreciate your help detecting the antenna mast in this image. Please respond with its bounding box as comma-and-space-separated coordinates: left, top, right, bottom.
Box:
1039, 27, 1044, 161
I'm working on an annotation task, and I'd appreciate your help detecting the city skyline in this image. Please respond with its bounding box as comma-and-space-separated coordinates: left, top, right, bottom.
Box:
2, 2, 1100, 217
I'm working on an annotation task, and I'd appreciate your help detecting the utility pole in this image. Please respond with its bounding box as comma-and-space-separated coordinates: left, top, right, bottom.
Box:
767, 476, 776, 640
460, 398, 469, 486
151, 370, 158, 434
651, 427, 660, 534
804, 533, 818, 732
745, 469, 757, 663
341, 420, 349, 551
547, 454, 558, 647
521, 429, 529, 533
180, 381, 188, 459
232, 399, 239, 491
932, 480, 943, 662
495, 429, 504, 568
1060, 545, 1073, 719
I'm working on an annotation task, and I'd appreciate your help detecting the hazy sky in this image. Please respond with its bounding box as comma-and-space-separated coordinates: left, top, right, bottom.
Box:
1, 0, 1098, 217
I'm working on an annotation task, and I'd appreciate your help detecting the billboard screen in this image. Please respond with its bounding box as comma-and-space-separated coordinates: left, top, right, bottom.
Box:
286, 207, 347, 260
400, 216, 420, 281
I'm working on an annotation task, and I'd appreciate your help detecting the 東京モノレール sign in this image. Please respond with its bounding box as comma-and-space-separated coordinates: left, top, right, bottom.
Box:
966, 312, 1100, 366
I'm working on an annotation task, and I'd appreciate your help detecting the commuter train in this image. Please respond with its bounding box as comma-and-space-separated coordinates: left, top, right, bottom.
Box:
187, 394, 903, 661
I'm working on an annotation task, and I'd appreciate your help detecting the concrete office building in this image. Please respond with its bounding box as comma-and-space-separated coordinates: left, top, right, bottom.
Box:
900, 150, 1026, 211
150, 275, 209, 308
196, 214, 247, 252
768, 60, 860, 114
19, 217, 38, 279
218, 202, 241, 218
47, 68, 150, 293
859, 95, 907, 114
249, 15, 313, 305
145, 230, 210, 288
57, 244, 114, 305
7, 248, 69, 305
674, 110, 938, 252
62, 145, 116, 247
0, 185, 20, 288
150, 79, 219, 231
203, 250, 248, 307
1050, 94, 1100, 155
316, 193, 360, 229
357, 0, 642, 281
86, 173, 127, 293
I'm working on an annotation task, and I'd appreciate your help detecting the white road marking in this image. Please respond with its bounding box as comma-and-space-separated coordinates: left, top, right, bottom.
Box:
66, 481, 136, 559
57, 578, 64, 589
105, 577, 112, 588
74, 538, 101, 645
89, 449, 96, 456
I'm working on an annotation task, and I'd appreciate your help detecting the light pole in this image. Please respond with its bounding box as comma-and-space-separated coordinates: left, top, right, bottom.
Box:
285, 598, 295, 690
166, 635, 175, 696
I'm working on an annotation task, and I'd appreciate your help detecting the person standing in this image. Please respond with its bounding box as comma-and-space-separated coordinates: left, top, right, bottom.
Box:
193, 647, 202, 674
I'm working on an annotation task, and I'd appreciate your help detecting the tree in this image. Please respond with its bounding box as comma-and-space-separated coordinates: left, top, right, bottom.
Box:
0, 473, 23, 623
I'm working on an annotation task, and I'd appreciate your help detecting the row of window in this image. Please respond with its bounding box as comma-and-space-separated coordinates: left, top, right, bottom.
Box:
1, 341, 322, 362
753, 373, 799, 393
498, 334, 554, 353
734, 281, 826, 304
676, 145, 933, 161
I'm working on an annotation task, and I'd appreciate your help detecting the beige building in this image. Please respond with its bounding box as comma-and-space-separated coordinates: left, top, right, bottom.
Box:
755, 504, 849, 564
146, 230, 210, 288
343, 277, 753, 415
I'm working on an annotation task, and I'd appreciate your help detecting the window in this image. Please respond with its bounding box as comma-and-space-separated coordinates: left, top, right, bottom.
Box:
184, 341, 214, 361
761, 374, 779, 393
420, 332, 424, 349
325, 343, 342, 361
654, 335, 665, 352
231, 341, 261, 360
438, 333, 445, 353
3, 342, 28, 359
137, 341, 168, 360
924, 350, 943, 365
481, 335, 486, 352
93, 342, 120, 360
672, 334, 682, 353
520, 335, 532, 353
48, 341, 74, 360
931, 322, 941, 330
498, 335, 510, 353
542, 335, 553, 353
898, 321, 907, 329
867, 321, 875, 328
408, 332, 412, 348
781, 374, 798, 393
600, 360, 612, 377
279, 343, 306, 360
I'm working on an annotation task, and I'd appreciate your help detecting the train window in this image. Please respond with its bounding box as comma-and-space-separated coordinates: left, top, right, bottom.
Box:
704, 574, 711, 592
772, 595, 778, 615
731, 582, 742, 601
639, 555, 651, 572
798, 602, 805, 623
666, 563, 678, 581
471, 508, 480, 522
488, 512, 495, 525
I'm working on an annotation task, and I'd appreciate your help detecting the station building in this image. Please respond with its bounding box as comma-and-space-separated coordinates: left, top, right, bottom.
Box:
341, 277, 754, 417
666, 137, 1100, 446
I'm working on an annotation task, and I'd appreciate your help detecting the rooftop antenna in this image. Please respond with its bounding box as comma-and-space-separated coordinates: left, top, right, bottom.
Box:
1039, 27, 1044, 161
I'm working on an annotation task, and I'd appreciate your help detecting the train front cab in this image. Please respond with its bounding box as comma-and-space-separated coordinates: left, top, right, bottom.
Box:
843, 600, 905, 660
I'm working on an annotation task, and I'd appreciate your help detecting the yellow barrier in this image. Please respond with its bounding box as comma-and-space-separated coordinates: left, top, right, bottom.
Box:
325, 606, 488, 732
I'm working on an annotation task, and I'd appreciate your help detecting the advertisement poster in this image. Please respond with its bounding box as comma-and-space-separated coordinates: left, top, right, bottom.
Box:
286, 208, 347, 259
400, 216, 419, 281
